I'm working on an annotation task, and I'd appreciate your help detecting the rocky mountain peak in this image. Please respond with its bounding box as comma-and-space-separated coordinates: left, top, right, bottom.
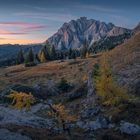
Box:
47, 17, 131, 50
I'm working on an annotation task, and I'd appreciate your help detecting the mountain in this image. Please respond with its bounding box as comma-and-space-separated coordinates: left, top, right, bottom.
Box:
47, 17, 131, 49
0, 44, 43, 67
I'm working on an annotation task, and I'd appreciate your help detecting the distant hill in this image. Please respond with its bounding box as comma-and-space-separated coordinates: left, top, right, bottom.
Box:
0, 44, 43, 67
47, 17, 131, 50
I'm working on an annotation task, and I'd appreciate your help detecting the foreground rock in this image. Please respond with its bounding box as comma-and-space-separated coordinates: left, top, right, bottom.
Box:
81, 107, 100, 119
33, 80, 60, 99
77, 116, 111, 131
0, 103, 55, 129
120, 121, 140, 135
0, 129, 31, 140
66, 83, 87, 101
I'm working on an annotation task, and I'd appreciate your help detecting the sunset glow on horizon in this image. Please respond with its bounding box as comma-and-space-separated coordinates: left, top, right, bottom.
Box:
0, 0, 139, 44
0, 39, 44, 45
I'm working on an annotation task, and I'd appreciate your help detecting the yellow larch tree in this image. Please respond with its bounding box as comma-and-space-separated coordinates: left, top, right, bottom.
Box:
94, 53, 128, 106
7, 90, 35, 110
48, 103, 77, 135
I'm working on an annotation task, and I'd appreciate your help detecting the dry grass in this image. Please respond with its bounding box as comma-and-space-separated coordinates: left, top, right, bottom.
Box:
108, 32, 140, 71
0, 57, 98, 91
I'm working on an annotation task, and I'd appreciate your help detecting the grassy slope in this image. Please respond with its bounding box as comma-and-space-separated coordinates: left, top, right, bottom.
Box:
108, 32, 140, 94
0, 57, 98, 91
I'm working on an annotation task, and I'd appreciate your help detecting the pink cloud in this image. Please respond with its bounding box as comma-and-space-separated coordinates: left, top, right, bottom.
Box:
0, 21, 47, 35
0, 29, 27, 35
0, 37, 6, 40
0, 21, 47, 27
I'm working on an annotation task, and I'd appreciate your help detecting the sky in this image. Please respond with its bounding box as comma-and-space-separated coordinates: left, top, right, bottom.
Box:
0, 0, 139, 44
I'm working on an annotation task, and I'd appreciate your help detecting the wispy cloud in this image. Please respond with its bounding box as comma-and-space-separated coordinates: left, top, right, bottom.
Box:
15, 12, 77, 22
108, 15, 132, 28
74, 4, 121, 13
22, 25, 47, 32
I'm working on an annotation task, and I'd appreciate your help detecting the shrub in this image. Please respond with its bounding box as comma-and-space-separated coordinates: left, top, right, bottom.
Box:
48, 103, 77, 135
24, 62, 36, 67
7, 90, 35, 110
57, 78, 71, 92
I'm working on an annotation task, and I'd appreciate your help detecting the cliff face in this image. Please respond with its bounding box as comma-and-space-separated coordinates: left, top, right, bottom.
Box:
47, 17, 131, 49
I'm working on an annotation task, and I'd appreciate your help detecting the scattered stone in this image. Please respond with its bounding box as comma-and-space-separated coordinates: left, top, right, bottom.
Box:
77, 116, 110, 131
120, 121, 140, 135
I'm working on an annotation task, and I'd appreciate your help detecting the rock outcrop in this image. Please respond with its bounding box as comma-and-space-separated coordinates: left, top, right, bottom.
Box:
120, 121, 140, 135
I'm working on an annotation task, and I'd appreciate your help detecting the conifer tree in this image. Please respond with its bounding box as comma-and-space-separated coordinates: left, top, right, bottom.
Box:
25, 48, 34, 63
17, 49, 24, 64
68, 48, 73, 59
51, 45, 57, 60
71, 50, 76, 59
81, 40, 88, 58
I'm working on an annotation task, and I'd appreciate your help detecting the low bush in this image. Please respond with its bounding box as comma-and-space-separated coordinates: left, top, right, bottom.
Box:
25, 62, 37, 67
57, 78, 72, 92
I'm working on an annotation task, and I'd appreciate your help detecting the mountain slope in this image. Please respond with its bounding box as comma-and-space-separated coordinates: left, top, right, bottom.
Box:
108, 32, 140, 95
133, 22, 140, 34
47, 17, 131, 49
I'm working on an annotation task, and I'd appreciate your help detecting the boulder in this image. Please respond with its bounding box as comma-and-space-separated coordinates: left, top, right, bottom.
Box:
66, 92, 84, 101
76, 121, 86, 129
87, 71, 96, 97
0, 129, 31, 140
86, 116, 109, 130
81, 106, 100, 119
0, 104, 55, 129
33, 80, 60, 99
66, 83, 87, 101
77, 116, 110, 130
120, 121, 140, 135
